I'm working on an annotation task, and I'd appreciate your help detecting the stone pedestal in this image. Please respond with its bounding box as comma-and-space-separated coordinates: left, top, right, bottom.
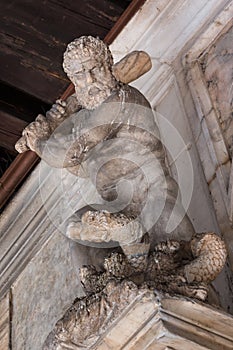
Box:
43, 282, 233, 349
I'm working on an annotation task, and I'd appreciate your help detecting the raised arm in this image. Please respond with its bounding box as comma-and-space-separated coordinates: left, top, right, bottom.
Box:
15, 95, 81, 154
15, 50, 151, 156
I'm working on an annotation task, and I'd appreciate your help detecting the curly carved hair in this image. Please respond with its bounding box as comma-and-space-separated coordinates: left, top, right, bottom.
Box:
63, 36, 113, 74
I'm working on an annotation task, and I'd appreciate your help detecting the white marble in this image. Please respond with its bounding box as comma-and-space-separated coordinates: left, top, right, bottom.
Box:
96, 292, 233, 349
203, 25, 233, 156
183, 2, 233, 267
11, 231, 83, 350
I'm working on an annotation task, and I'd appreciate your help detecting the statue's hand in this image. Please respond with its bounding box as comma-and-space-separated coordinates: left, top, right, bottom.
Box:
15, 100, 68, 154
15, 114, 51, 154
46, 99, 67, 126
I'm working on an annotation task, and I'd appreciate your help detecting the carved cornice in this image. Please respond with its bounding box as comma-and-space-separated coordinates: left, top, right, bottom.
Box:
43, 282, 233, 349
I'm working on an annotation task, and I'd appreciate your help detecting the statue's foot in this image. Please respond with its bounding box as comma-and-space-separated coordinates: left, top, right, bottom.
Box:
121, 235, 150, 272
66, 209, 144, 245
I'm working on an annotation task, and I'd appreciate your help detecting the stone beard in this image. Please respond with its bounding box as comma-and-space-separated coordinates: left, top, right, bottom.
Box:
63, 36, 118, 110
72, 71, 116, 110
77, 87, 109, 111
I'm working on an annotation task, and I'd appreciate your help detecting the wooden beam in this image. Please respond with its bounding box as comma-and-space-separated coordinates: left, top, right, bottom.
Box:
0, 0, 129, 104
0, 111, 27, 152
0, 81, 50, 123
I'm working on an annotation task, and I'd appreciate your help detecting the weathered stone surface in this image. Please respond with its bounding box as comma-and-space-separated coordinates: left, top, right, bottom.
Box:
11, 231, 83, 350
182, 3, 233, 311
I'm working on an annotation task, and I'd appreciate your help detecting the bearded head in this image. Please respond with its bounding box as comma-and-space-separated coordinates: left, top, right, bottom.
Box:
63, 36, 118, 110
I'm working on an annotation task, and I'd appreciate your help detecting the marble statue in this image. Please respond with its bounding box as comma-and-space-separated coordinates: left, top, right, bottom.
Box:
15, 36, 227, 349
15, 36, 195, 248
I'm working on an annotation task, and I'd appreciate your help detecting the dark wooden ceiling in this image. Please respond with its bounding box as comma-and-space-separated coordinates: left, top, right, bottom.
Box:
0, 0, 131, 176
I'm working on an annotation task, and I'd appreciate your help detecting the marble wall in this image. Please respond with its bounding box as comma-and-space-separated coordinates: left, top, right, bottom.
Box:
11, 232, 83, 350
202, 25, 233, 157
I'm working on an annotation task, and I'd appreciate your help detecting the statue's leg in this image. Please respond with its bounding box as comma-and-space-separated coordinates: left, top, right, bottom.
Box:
68, 205, 119, 292
67, 204, 150, 289
146, 199, 195, 249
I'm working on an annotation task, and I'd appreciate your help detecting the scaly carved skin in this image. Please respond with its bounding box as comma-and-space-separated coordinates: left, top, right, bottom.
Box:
184, 233, 227, 283
15, 37, 196, 249
15, 38, 228, 349
66, 210, 144, 245
43, 232, 227, 349
79, 232, 227, 300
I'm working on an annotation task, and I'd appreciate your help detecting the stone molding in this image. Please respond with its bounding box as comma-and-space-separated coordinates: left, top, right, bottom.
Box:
183, 1, 233, 263
44, 285, 233, 349
100, 293, 233, 349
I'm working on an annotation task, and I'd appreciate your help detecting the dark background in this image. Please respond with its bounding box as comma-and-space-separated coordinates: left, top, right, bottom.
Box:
0, 0, 131, 176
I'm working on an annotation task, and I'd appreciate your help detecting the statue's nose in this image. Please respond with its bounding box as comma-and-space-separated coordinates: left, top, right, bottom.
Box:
85, 71, 94, 84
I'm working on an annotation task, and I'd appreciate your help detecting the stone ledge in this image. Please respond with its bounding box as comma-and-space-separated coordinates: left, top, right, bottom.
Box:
43, 281, 233, 349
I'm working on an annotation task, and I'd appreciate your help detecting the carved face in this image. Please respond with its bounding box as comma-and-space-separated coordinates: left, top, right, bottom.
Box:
67, 58, 117, 110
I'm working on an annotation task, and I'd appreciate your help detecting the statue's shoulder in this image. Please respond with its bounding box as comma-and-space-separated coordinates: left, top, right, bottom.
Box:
110, 84, 152, 109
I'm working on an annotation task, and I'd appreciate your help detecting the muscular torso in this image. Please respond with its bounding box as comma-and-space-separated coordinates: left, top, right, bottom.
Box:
30, 84, 193, 245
